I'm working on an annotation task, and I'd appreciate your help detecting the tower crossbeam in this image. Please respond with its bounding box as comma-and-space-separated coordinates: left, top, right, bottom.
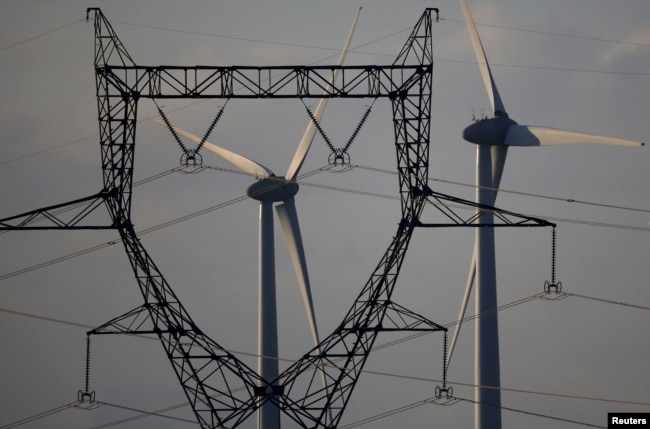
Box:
0, 190, 119, 230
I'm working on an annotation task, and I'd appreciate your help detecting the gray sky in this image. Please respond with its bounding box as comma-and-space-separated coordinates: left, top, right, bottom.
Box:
1, 1, 649, 428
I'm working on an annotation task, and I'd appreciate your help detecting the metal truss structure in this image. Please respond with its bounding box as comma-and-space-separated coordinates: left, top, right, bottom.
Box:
0, 7, 553, 428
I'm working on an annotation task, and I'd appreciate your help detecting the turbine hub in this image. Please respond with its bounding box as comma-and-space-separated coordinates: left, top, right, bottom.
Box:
462, 114, 517, 146
247, 177, 299, 202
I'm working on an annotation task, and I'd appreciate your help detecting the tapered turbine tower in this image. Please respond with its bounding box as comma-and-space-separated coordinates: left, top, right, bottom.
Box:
158, 9, 360, 429
449, 1, 645, 428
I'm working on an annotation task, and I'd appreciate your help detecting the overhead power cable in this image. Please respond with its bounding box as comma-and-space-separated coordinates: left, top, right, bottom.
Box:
0, 20, 408, 166
340, 394, 606, 429
115, 17, 650, 53
113, 19, 650, 77
91, 399, 198, 426
0, 240, 120, 280
86, 399, 199, 429
0, 401, 78, 429
437, 56, 650, 77
0, 103, 208, 166
2, 288, 648, 396
339, 398, 431, 428
144, 161, 650, 221
0, 168, 176, 235
2, 163, 649, 282
0, 376, 608, 429
447, 396, 606, 429
113, 20, 411, 59
1, 287, 647, 429
371, 290, 649, 367
3, 159, 647, 240
370, 293, 546, 355
0, 19, 83, 53
443, 17, 650, 49
3, 286, 647, 369
0, 398, 197, 429
355, 164, 650, 215
0, 307, 94, 330
295, 174, 650, 232
4, 10, 647, 167
557, 291, 650, 311
0, 166, 323, 280
0, 187, 245, 280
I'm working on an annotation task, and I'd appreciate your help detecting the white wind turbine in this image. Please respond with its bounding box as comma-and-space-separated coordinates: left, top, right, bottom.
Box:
448, 1, 645, 428
158, 9, 360, 429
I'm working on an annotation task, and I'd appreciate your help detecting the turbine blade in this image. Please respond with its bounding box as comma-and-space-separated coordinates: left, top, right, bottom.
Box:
276, 200, 331, 405
449, 145, 507, 368
504, 125, 645, 147
460, 0, 506, 116
285, 7, 361, 180
448, 248, 476, 368
275, 199, 320, 349
155, 119, 273, 178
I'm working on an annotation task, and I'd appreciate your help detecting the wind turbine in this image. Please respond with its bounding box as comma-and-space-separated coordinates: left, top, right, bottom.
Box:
158, 9, 360, 429
448, 1, 645, 428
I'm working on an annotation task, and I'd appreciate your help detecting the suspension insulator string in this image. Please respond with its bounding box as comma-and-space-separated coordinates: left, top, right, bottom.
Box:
544, 226, 562, 294
435, 330, 453, 399
442, 330, 448, 388
302, 97, 377, 167
85, 335, 90, 394
551, 226, 557, 285
154, 100, 189, 154
301, 98, 335, 153
341, 100, 375, 154
154, 99, 229, 167
195, 100, 229, 155
78, 334, 96, 403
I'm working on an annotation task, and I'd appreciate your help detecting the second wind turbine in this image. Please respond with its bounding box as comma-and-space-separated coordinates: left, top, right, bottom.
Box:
158, 8, 360, 429
449, 1, 645, 429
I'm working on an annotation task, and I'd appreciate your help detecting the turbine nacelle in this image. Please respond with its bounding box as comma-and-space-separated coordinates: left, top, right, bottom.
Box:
247, 178, 299, 202
462, 113, 516, 146
462, 116, 645, 148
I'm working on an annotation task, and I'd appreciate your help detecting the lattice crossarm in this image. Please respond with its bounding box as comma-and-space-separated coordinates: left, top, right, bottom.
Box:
0, 191, 117, 230
379, 301, 447, 332
87, 8, 135, 67
422, 191, 556, 228
393, 9, 436, 67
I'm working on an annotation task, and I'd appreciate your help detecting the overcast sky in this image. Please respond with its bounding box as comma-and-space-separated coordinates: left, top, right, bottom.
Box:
1, 1, 649, 428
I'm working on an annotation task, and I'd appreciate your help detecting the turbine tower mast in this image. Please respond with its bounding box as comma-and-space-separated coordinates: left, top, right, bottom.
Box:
156, 13, 360, 428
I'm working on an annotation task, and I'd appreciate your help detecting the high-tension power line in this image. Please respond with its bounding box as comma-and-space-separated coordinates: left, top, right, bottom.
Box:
2, 288, 647, 388
107, 16, 650, 83
3, 10, 647, 167
2, 161, 648, 239
355, 164, 650, 215
0, 19, 83, 52
2, 276, 647, 429
2, 162, 648, 282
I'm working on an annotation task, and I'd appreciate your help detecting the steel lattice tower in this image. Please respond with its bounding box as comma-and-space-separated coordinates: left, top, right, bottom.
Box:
0, 8, 552, 428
